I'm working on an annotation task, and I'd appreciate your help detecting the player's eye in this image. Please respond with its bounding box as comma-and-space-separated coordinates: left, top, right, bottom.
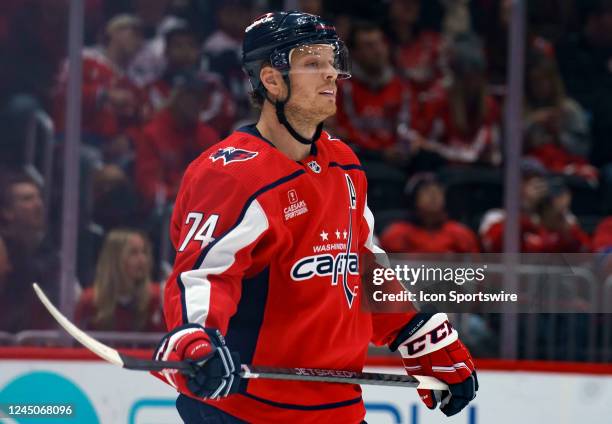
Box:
305, 61, 319, 69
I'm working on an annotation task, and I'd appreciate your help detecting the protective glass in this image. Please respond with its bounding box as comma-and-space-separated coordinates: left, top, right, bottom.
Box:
287, 41, 351, 80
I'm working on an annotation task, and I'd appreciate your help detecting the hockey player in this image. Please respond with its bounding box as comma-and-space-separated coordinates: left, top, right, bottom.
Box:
153, 11, 478, 423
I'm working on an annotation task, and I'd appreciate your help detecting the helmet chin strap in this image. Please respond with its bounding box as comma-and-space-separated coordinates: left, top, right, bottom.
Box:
266, 76, 323, 145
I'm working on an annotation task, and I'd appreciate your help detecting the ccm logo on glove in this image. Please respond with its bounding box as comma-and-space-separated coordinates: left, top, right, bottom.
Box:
404, 319, 453, 356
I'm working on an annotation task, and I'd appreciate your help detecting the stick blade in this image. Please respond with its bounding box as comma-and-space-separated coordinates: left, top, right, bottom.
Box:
414, 375, 450, 391
32, 282, 125, 367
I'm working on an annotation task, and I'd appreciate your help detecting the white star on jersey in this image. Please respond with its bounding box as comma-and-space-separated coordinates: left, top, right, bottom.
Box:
320, 230, 329, 241
343, 230, 348, 240
335, 230, 341, 239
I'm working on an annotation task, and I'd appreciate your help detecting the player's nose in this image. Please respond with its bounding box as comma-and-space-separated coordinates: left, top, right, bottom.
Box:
323, 63, 338, 81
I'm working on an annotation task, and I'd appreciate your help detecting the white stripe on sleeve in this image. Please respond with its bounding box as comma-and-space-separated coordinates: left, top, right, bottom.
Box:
180, 199, 269, 325
363, 200, 390, 270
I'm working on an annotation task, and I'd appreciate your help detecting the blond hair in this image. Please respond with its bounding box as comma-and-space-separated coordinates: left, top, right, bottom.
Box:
92, 229, 152, 330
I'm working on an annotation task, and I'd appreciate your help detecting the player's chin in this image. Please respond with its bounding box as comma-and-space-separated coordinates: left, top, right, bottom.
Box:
317, 102, 337, 119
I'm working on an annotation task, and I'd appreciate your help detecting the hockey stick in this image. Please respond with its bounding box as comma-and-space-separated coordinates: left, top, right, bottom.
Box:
32, 283, 447, 390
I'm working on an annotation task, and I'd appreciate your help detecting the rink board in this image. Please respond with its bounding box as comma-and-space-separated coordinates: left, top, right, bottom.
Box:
0, 351, 611, 423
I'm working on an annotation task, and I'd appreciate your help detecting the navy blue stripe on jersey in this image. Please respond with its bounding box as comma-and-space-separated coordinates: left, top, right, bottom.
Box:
192, 169, 305, 272
177, 274, 188, 324
242, 393, 363, 411
237, 124, 275, 148
225, 267, 270, 393
179, 170, 306, 324
329, 162, 364, 171
238, 124, 318, 155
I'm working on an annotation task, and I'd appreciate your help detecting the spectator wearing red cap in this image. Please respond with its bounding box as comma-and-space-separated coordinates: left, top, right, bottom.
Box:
135, 71, 220, 208
380, 173, 480, 253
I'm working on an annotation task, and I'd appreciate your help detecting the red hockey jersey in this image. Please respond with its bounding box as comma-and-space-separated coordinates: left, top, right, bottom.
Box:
75, 283, 165, 333
420, 91, 501, 165
393, 30, 444, 94
380, 220, 480, 253
335, 74, 418, 152
479, 209, 591, 253
147, 72, 236, 137
134, 109, 219, 207
162, 126, 415, 423
53, 47, 148, 140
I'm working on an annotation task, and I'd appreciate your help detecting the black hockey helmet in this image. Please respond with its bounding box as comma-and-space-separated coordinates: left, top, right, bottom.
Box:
242, 11, 351, 144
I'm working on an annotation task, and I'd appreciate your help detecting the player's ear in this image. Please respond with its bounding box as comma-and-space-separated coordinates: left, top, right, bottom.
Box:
260, 65, 285, 100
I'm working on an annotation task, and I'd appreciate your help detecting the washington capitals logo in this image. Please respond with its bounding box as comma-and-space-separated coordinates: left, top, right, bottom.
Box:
209, 147, 258, 165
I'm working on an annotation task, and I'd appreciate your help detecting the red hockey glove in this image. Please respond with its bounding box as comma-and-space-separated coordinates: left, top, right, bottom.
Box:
390, 313, 478, 416
153, 324, 241, 399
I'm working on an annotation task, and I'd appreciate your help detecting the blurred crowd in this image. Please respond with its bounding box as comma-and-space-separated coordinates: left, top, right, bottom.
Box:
1, 0, 612, 359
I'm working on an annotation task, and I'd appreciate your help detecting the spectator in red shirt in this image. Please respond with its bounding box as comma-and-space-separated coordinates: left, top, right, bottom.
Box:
386, 0, 445, 96
334, 21, 420, 165
147, 21, 236, 137
536, 182, 591, 253
53, 14, 148, 145
136, 71, 220, 207
524, 51, 598, 185
480, 164, 590, 253
380, 173, 480, 253
75, 229, 165, 332
417, 33, 501, 168
480, 160, 547, 252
